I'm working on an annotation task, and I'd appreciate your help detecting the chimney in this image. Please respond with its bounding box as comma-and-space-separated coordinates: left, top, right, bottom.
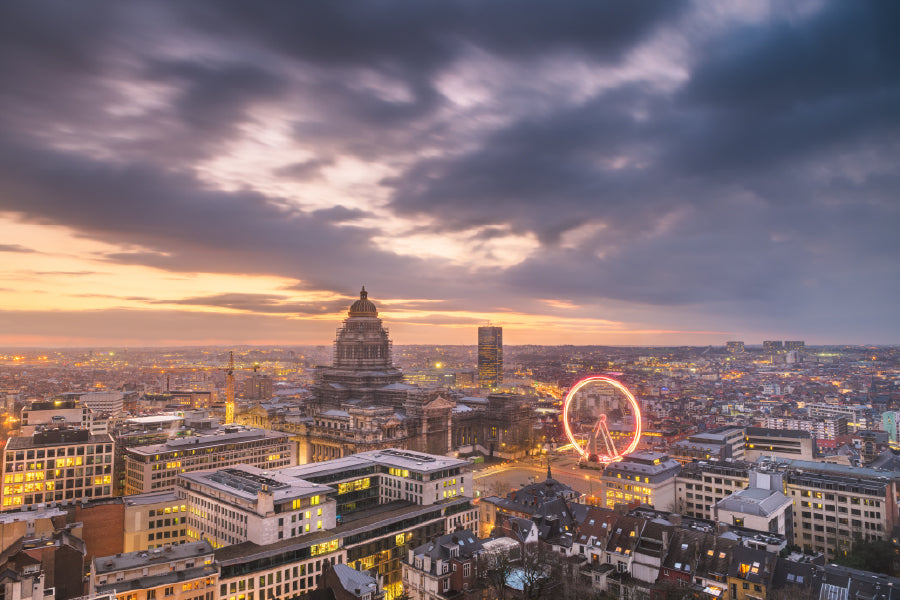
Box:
669, 513, 683, 526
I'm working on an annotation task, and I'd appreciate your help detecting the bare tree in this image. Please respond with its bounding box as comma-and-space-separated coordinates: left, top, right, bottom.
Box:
477, 546, 515, 600
767, 584, 816, 600
517, 543, 560, 599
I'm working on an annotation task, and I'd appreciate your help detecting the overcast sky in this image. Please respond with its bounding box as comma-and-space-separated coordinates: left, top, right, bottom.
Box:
0, 1, 897, 347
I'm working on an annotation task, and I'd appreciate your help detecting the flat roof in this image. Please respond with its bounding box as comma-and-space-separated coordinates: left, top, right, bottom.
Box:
180, 465, 332, 503
281, 448, 469, 479
766, 457, 900, 479
93, 541, 214, 574
126, 415, 183, 425
745, 427, 811, 439
127, 427, 289, 455
0, 506, 66, 523
7, 432, 112, 449
122, 491, 181, 507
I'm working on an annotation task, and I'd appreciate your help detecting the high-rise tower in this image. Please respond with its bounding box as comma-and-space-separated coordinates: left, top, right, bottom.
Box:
477, 326, 502, 390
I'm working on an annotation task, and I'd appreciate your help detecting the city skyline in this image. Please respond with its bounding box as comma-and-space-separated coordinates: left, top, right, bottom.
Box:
0, 2, 898, 347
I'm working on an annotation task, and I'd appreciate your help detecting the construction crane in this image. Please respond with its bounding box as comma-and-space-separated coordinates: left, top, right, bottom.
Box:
224, 351, 235, 425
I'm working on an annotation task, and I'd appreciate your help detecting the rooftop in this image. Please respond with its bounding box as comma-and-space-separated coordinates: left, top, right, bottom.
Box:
281, 448, 469, 478
122, 490, 180, 507
331, 564, 378, 596
93, 541, 214, 574
127, 427, 289, 455
6, 431, 111, 449
180, 465, 333, 503
716, 487, 791, 517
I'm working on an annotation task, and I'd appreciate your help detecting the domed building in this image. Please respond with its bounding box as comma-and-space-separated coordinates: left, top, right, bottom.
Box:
311, 286, 405, 408
301, 287, 454, 462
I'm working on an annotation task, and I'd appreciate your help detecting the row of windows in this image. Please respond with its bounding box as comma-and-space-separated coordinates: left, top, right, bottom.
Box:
6, 444, 112, 461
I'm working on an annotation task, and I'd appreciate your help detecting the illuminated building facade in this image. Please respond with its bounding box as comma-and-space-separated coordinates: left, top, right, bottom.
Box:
90, 541, 218, 600
784, 340, 805, 352
201, 449, 475, 600
298, 288, 453, 458
763, 415, 848, 440
20, 399, 95, 435
743, 428, 815, 461
244, 373, 274, 400
477, 326, 502, 389
302, 405, 408, 463
598, 452, 681, 511
179, 465, 335, 548
123, 426, 294, 495
1, 427, 114, 511
123, 490, 189, 552
310, 287, 404, 412
762, 340, 783, 353
726, 341, 745, 354
782, 464, 897, 558
675, 460, 751, 520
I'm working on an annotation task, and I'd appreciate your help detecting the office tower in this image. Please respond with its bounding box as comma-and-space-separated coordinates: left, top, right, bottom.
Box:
763, 340, 783, 353
784, 340, 805, 352
1, 427, 115, 511
726, 341, 745, 354
123, 426, 294, 494
178, 449, 475, 599
477, 326, 502, 389
243, 372, 273, 400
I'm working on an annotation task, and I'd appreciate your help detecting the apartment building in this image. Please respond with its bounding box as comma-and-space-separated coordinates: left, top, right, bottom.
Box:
784, 466, 896, 558
598, 452, 682, 511
199, 448, 475, 600
715, 472, 793, 536
744, 428, 815, 461
807, 403, 869, 431
670, 427, 746, 464
90, 541, 218, 600
123, 426, 294, 494
123, 491, 189, 552
179, 465, 335, 548
763, 416, 848, 440
1, 427, 115, 511
675, 460, 751, 520
20, 399, 95, 435
402, 530, 482, 600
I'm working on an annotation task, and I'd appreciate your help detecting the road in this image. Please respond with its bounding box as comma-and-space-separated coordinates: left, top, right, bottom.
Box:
472, 454, 604, 500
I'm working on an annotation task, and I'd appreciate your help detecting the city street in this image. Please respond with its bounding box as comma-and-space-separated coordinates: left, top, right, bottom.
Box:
472, 454, 603, 499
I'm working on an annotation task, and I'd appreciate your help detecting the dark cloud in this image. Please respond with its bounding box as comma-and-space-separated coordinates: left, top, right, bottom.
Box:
156, 293, 347, 316
32, 270, 99, 276
141, 57, 288, 143
392, 314, 483, 326
0, 1, 896, 343
0, 244, 36, 253
0, 134, 471, 303
274, 158, 334, 181
180, 1, 685, 70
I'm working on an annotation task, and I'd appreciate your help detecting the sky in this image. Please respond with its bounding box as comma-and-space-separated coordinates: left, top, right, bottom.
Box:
0, 1, 898, 348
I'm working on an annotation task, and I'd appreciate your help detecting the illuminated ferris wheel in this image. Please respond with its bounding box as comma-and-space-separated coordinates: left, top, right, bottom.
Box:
562, 375, 642, 463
